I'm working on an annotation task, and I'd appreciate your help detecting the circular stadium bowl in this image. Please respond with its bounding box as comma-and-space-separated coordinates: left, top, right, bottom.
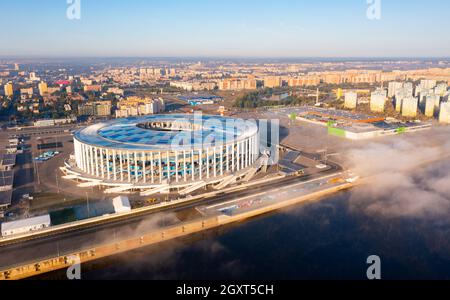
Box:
72, 114, 259, 186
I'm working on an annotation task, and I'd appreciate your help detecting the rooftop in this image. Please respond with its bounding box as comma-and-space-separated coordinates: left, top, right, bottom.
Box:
75, 114, 258, 151
0, 171, 14, 188
1, 215, 51, 232
0, 154, 16, 168
0, 190, 12, 207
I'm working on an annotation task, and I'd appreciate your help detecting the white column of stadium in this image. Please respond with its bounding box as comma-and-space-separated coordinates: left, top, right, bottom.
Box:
251, 136, 255, 164
89, 146, 94, 175
142, 152, 146, 184
85, 145, 89, 174
134, 152, 138, 183
84, 144, 88, 172
100, 148, 104, 178
256, 135, 258, 163
127, 151, 131, 183
241, 141, 245, 169
83, 144, 88, 173
76, 140, 80, 170
89, 146, 93, 176
119, 151, 124, 182
86, 145, 90, 174
158, 152, 162, 183
241, 141, 244, 169
225, 144, 230, 173
166, 151, 170, 184
106, 149, 110, 180
77, 142, 81, 170
220, 146, 224, 176
113, 150, 117, 181
237, 142, 240, 171
150, 152, 155, 184
206, 148, 210, 179
93, 147, 100, 177
213, 147, 217, 178
80, 142, 84, 171
191, 149, 195, 181
231, 143, 235, 172
183, 150, 187, 182
175, 150, 179, 183
199, 149, 203, 180
78, 142, 84, 171
74, 140, 80, 170
246, 139, 249, 168
243, 141, 246, 168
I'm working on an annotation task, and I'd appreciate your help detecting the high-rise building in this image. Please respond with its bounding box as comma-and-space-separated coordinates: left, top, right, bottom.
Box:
420, 79, 437, 90
4, 82, 13, 97
336, 88, 343, 100
425, 95, 439, 118
14, 63, 19, 71
115, 97, 165, 118
344, 91, 358, 109
370, 89, 387, 113
38, 81, 48, 96
402, 97, 419, 118
83, 85, 102, 92
403, 82, 414, 96
388, 81, 403, 98
29, 72, 39, 81
263, 76, 282, 88
434, 83, 448, 97
394, 88, 409, 112
20, 87, 34, 98
419, 89, 433, 109
78, 101, 112, 117
414, 85, 422, 98
395, 97, 403, 113
94, 101, 112, 116
432, 94, 441, 112
218, 77, 257, 91
439, 102, 450, 124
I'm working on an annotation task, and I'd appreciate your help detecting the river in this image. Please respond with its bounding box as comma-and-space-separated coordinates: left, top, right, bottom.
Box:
37, 188, 450, 280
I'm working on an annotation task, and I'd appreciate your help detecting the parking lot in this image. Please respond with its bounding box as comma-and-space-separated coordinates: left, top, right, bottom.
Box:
0, 126, 94, 220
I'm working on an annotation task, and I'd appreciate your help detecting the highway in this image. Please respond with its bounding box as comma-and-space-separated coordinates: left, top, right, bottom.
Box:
0, 158, 342, 270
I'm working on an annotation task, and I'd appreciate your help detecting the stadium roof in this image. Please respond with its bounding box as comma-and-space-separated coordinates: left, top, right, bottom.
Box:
74, 114, 258, 151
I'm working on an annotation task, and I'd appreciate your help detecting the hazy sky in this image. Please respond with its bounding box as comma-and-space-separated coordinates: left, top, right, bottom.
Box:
1, 0, 449, 58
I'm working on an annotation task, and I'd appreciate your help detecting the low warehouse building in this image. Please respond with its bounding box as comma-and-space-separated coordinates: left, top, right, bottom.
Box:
1, 215, 51, 237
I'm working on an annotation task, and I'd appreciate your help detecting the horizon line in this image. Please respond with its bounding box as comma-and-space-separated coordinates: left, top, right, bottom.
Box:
1, 55, 450, 61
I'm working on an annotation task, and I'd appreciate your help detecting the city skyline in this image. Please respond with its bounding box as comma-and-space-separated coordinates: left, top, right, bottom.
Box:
2, 0, 450, 58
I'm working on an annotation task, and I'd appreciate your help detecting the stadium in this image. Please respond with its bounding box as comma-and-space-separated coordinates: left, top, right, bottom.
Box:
64, 114, 261, 194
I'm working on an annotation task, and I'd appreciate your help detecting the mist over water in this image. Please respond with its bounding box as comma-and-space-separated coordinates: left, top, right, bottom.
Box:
72, 187, 450, 280
345, 127, 450, 220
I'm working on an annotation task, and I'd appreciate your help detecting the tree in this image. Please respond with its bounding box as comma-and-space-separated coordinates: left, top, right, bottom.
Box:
289, 112, 298, 126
